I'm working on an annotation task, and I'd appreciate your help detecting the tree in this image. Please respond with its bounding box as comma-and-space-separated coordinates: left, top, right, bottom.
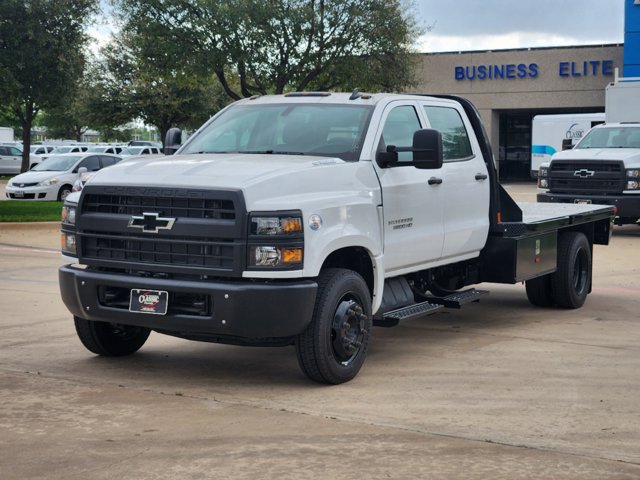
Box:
0, 0, 96, 171
97, 28, 229, 145
113, 0, 421, 100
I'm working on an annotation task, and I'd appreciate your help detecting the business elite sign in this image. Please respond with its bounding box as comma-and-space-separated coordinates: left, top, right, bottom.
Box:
455, 60, 615, 81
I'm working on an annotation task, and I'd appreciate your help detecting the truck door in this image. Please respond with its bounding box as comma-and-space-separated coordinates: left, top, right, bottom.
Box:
421, 103, 490, 259
373, 102, 444, 274
0, 146, 22, 174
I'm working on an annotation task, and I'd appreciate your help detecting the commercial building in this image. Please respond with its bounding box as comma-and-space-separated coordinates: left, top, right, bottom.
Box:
411, 44, 623, 180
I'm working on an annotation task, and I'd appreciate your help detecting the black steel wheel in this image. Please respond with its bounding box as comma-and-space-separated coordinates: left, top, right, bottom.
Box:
296, 268, 372, 384
74, 317, 151, 356
551, 232, 591, 309
525, 273, 555, 307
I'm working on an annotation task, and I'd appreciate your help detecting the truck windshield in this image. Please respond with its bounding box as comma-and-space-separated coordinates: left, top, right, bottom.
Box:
181, 103, 373, 161
576, 126, 640, 149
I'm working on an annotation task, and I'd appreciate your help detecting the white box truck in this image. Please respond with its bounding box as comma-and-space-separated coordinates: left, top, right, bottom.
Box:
0, 127, 14, 142
605, 71, 640, 123
531, 113, 604, 178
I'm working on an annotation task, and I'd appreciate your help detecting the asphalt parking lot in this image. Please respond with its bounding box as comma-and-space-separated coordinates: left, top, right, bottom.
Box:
1, 183, 639, 479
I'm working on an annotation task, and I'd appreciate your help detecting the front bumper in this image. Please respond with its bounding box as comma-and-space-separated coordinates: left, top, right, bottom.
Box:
537, 192, 640, 223
59, 265, 318, 342
5, 184, 57, 200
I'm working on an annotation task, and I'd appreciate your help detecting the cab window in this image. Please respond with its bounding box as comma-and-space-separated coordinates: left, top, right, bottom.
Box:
423, 106, 473, 161
381, 106, 421, 162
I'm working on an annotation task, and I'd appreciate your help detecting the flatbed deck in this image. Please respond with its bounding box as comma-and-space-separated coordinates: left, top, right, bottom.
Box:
497, 202, 615, 238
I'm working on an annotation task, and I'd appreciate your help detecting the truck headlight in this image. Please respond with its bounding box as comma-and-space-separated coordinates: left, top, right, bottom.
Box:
626, 169, 640, 190
537, 166, 549, 188
60, 232, 77, 255
61, 205, 76, 225
250, 246, 303, 267
248, 211, 304, 269
251, 215, 303, 235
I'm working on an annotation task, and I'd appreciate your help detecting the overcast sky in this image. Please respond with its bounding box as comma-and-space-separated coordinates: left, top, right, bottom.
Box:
414, 0, 626, 52
90, 1, 627, 55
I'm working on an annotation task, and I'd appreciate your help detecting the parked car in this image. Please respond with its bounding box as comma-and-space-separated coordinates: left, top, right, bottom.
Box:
121, 146, 162, 156
41, 145, 89, 161
30, 145, 56, 156
128, 140, 162, 148
0, 145, 39, 174
5, 152, 121, 201
86, 145, 126, 155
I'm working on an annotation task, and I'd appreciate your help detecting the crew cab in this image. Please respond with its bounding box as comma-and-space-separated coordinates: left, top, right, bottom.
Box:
59, 93, 614, 384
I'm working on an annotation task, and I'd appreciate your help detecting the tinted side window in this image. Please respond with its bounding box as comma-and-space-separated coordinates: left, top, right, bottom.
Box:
9, 147, 22, 156
100, 156, 117, 167
78, 156, 101, 171
423, 106, 473, 161
0, 147, 7, 155
382, 106, 421, 162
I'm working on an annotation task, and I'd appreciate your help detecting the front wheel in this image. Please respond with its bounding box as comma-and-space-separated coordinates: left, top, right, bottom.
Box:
57, 185, 72, 201
296, 268, 372, 384
74, 317, 151, 356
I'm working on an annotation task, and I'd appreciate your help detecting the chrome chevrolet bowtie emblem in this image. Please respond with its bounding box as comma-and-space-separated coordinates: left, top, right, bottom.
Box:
128, 212, 176, 233
574, 169, 595, 178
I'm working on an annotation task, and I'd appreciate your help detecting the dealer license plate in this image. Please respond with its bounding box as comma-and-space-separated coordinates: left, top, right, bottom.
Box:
14, 191, 24, 198
574, 199, 592, 204
129, 289, 168, 315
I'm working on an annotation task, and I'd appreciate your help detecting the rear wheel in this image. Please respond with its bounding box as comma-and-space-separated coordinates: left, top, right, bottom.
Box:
74, 317, 151, 356
525, 273, 555, 307
551, 232, 591, 309
296, 268, 372, 384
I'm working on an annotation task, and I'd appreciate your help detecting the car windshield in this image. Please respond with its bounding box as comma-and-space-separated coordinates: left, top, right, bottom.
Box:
31, 155, 78, 171
124, 147, 145, 155
575, 127, 640, 149
50, 146, 73, 154
87, 146, 106, 152
181, 103, 374, 161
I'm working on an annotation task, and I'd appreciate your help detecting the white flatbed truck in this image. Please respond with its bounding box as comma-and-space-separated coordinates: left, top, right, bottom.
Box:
59, 93, 614, 383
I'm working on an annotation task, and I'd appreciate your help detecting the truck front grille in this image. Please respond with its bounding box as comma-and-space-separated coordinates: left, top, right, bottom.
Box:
77, 186, 247, 277
83, 193, 235, 220
548, 160, 626, 194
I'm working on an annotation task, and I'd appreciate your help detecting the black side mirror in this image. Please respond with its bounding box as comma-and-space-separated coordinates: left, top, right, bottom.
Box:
165, 128, 182, 155
562, 138, 573, 150
412, 129, 443, 169
375, 145, 399, 168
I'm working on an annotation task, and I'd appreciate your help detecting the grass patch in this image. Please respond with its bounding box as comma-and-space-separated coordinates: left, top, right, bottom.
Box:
0, 201, 62, 222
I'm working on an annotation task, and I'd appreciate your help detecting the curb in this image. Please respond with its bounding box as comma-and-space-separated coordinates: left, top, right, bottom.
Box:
0, 221, 60, 230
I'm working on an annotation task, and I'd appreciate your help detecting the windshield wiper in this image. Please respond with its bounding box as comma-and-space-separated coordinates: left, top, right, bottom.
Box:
238, 150, 305, 155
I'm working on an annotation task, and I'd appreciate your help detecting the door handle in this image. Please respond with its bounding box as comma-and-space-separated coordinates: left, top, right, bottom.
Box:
475, 173, 488, 180
428, 177, 443, 185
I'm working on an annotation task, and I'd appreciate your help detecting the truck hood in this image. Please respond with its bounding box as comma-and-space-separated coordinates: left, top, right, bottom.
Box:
553, 147, 640, 163
86, 153, 380, 211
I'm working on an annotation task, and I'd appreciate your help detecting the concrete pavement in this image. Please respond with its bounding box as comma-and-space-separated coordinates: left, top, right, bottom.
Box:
1, 185, 639, 479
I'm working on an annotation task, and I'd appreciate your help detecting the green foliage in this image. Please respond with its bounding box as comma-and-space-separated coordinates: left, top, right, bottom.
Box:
0, 201, 63, 222
0, 0, 97, 170
95, 22, 231, 145
113, 0, 421, 99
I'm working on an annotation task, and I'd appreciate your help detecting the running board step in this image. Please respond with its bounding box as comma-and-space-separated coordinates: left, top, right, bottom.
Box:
375, 301, 444, 328
425, 288, 489, 309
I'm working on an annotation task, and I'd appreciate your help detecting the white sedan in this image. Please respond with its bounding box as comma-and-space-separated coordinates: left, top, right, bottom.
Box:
5, 152, 121, 201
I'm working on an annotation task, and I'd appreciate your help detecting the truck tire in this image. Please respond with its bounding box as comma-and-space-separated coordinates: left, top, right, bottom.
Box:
296, 268, 372, 384
525, 274, 555, 307
74, 317, 151, 356
551, 232, 591, 309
